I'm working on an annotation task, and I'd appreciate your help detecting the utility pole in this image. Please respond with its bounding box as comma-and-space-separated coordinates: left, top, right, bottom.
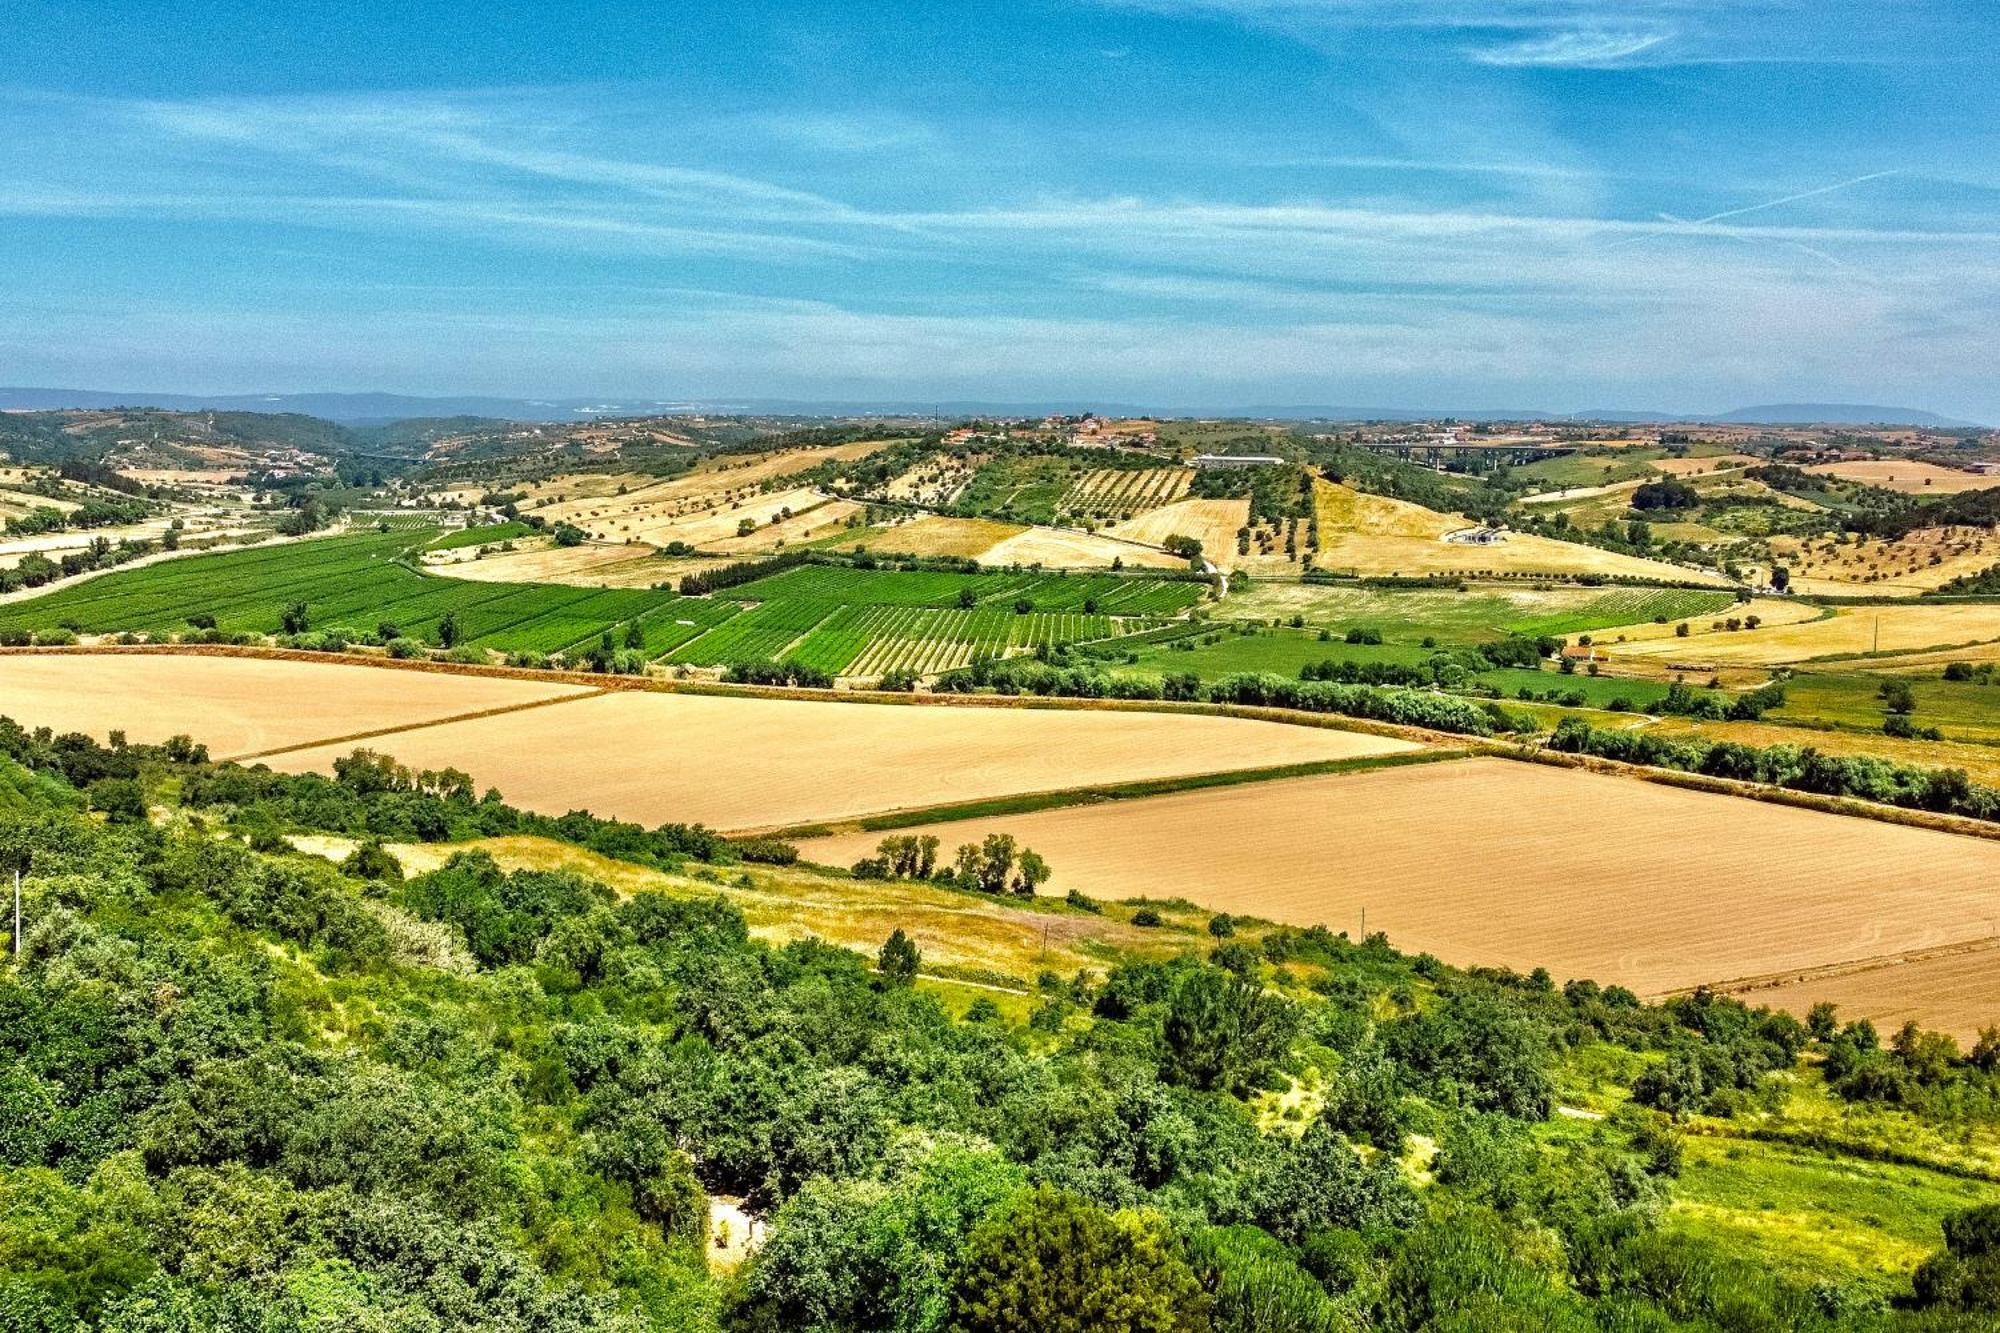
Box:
12, 866, 19, 961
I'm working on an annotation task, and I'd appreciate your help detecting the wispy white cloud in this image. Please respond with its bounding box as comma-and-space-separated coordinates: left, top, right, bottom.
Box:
1466, 27, 1670, 67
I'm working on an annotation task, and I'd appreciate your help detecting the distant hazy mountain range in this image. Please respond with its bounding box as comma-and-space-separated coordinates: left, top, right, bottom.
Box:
0, 387, 1981, 429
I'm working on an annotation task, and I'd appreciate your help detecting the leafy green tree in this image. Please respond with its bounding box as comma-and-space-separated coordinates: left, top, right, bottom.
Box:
1914, 1203, 2000, 1312
436, 609, 461, 648
879, 929, 920, 987
950, 1185, 1210, 1333
280, 600, 310, 634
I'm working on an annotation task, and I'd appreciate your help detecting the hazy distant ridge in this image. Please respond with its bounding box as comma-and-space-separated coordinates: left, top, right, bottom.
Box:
0, 387, 1983, 428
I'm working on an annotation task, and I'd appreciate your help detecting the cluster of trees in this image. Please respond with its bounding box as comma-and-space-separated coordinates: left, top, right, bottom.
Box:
0, 715, 1995, 1329
852, 832, 1050, 897
722, 659, 836, 688
677, 549, 814, 596
932, 659, 1510, 735
1547, 718, 2000, 822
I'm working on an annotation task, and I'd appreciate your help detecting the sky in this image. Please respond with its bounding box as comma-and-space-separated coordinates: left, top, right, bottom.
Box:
3, 1, 1998, 420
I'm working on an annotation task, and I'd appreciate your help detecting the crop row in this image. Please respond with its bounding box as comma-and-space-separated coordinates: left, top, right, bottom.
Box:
666, 598, 840, 667
728, 564, 1205, 615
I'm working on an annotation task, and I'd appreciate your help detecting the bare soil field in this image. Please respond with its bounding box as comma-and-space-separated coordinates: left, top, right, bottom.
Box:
0, 654, 594, 757
259, 688, 1415, 829
1807, 460, 2000, 494
806, 759, 2000, 1032
1314, 483, 1731, 585
1612, 604, 2000, 666
1724, 943, 2000, 1044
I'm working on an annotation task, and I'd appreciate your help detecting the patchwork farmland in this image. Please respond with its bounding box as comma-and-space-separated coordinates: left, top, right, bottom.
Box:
0, 526, 1207, 677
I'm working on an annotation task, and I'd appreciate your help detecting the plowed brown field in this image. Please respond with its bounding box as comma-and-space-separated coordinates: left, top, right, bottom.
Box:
808, 759, 2000, 1034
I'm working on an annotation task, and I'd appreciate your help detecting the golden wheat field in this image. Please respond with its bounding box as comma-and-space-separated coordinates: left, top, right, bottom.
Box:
0, 653, 594, 757
807, 758, 2000, 1032
256, 686, 1416, 829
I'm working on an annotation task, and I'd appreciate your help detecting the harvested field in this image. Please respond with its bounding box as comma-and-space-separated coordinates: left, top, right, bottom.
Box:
259, 688, 1414, 829
979, 525, 1186, 570
1807, 460, 2000, 494
1313, 483, 1731, 585
1106, 497, 1251, 568
846, 515, 1026, 559
1612, 604, 2000, 666
806, 759, 2000, 1033
1722, 943, 2000, 1044
1575, 597, 1822, 650
426, 540, 706, 588
1650, 454, 1759, 476
0, 653, 593, 757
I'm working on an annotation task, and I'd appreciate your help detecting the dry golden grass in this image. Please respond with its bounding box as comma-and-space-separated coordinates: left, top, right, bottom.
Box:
1648, 716, 2000, 788
1578, 597, 1822, 648
1106, 497, 1251, 568
1651, 454, 1760, 476
1767, 527, 2000, 596
806, 758, 2000, 1033
259, 687, 1415, 830
880, 454, 978, 507
848, 515, 1028, 558
980, 525, 1187, 570
0, 653, 592, 757
1808, 459, 2000, 494
1612, 604, 2000, 666
702, 498, 864, 554
427, 540, 701, 588
1313, 482, 1732, 585
310, 833, 1206, 989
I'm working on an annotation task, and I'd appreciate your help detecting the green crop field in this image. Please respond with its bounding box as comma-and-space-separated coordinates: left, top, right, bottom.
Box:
429, 521, 535, 550
1769, 671, 2000, 743
0, 530, 682, 654
730, 564, 1204, 615
0, 532, 1197, 677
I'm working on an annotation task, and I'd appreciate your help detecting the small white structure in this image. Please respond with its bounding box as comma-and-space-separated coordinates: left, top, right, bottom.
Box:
1190, 453, 1285, 469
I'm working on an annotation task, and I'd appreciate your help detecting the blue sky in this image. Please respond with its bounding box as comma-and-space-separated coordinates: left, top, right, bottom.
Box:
4, 1, 1997, 419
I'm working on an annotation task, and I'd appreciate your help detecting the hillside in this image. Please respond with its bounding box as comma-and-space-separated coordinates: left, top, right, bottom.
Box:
4, 720, 2000, 1331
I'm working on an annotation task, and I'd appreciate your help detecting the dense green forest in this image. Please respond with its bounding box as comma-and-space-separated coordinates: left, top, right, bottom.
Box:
2, 719, 1999, 1331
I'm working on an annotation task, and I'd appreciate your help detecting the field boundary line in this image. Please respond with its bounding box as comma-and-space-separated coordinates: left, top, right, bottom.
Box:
218, 687, 616, 762
1659, 935, 2000, 1002
739, 750, 1468, 841
26, 642, 2000, 846
1492, 743, 2000, 845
